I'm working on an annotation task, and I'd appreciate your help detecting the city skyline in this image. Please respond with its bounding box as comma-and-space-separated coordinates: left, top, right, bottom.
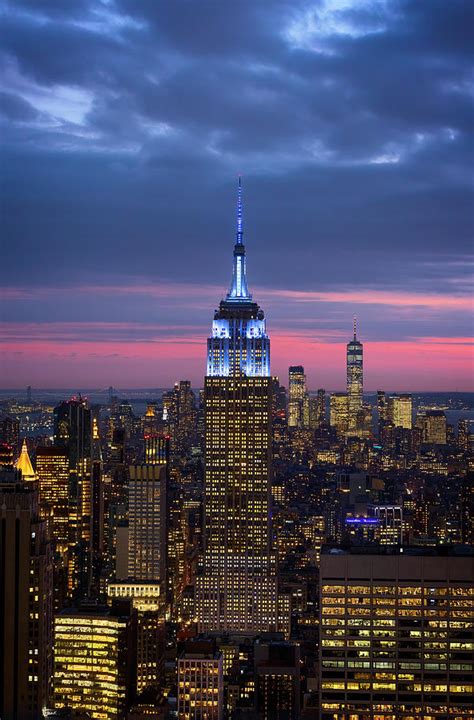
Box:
1, 3, 473, 718
1, 0, 473, 391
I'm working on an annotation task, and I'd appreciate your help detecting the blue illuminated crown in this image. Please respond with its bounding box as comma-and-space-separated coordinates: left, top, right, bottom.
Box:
206, 177, 270, 377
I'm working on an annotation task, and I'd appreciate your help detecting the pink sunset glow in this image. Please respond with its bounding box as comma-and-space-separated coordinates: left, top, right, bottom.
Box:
1, 330, 472, 391
1, 277, 472, 389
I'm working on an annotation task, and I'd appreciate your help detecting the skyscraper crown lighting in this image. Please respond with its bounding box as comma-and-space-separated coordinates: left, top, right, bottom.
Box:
207, 177, 270, 377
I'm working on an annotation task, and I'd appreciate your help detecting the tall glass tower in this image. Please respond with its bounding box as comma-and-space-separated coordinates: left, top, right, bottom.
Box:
346, 316, 363, 431
196, 179, 289, 636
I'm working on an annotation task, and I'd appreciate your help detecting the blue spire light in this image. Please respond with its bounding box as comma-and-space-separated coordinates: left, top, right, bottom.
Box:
227, 176, 251, 301
236, 175, 243, 245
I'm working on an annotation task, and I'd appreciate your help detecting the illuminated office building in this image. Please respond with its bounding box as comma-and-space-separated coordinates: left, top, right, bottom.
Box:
53, 601, 137, 720
458, 418, 474, 452
144, 432, 170, 466
330, 393, 349, 438
91, 415, 104, 588
36, 446, 70, 556
54, 397, 92, 595
288, 366, 308, 428
15, 438, 36, 481
316, 388, 327, 426
196, 178, 288, 635
110, 427, 125, 464
254, 641, 301, 719
346, 317, 363, 432
0, 441, 14, 467
142, 402, 159, 437
388, 394, 413, 430
371, 504, 404, 544
175, 380, 196, 454
178, 640, 223, 720
319, 546, 474, 719
0, 468, 53, 718
128, 464, 167, 584
0, 415, 20, 457
461, 475, 474, 544
108, 582, 164, 693
418, 409, 447, 445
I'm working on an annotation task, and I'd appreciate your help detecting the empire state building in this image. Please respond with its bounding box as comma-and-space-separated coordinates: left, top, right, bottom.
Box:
195, 179, 289, 636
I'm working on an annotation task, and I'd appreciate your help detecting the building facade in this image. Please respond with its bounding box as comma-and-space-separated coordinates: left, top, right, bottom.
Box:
388, 394, 413, 430
196, 179, 288, 635
53, 602, 137, 720
0, 469, 53, 719
36, 446, 70, 556
54, 397, 92, 595
178, 640, 223, 720
128, 464, 167, 584
288, 366, 308, 428
319, 547, 474, 719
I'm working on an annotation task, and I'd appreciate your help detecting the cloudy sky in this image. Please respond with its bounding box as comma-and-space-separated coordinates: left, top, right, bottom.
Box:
1, 0, 473, 391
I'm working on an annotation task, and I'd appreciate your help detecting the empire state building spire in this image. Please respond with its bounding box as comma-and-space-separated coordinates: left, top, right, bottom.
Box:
227, 176, 251, 301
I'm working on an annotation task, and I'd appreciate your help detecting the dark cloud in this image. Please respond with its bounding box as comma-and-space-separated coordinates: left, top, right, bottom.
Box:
0, 90, 40, 121
1, 0, 473, 302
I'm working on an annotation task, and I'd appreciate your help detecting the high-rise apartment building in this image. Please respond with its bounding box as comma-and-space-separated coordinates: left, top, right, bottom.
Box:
128, 464, 167, 584
53, 601, 137, 720
347, 318, 363, 432
319, 546, 474, 719
0, 468, 53, 719
288, 366, 308, 428
196, 179, 288, 635
36, 446, 70, 556
177, 640, 224, 720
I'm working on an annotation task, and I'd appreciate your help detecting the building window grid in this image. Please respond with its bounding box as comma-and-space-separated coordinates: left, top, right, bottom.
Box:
320, 582, 473, 711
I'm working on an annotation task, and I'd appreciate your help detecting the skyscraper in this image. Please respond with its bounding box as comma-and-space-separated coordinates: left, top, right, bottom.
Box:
175, 380, 196, 455
316, 388, 327, 427
15, 438, 36, 481
417, 409, 447, 444
54, 397, 92, 595
53, 601, 137, 720
319, 546, 474, 718
388, 394, 413, 430
144, 432, 170, 466
0, 416, 20, 458
128, 464, 167, 584
329, 392, 349, 437
288, 366, 308, 428
0, 468, 53, 718
36, 446, 70, 557
196, 178, 288, 635
347, 316, 363, 432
